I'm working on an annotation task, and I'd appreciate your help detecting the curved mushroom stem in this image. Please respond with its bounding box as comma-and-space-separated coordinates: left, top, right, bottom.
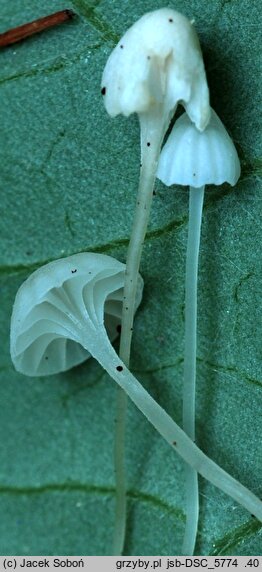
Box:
80, 327, 262, 524
114, 106, 172, 554
182, 185, 205, 555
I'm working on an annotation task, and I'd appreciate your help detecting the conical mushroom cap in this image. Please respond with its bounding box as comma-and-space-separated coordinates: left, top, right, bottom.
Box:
10, 253, 143, 377
102, 8, 210, 131
157, 108, 241, 187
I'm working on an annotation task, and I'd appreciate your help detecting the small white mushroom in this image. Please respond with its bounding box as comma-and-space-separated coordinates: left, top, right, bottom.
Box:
10, 252, 143, 377
102, 8, 210, 130
157, 108, 241, 186
157, 108, 241, 554
10, 252, 262, 536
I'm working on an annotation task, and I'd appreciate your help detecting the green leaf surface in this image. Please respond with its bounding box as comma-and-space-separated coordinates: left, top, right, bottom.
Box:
0, 0, 261, 556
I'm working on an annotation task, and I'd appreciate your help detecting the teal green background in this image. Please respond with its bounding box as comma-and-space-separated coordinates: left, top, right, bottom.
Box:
0, 0, 261, 555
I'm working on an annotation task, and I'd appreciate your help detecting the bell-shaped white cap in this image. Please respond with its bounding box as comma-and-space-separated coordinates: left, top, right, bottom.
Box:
10, 253, 143, 377
157, 108, 241, 187
101, 8, 210, 131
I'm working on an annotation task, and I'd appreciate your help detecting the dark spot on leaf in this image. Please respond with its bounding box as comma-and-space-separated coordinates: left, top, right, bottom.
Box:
173, 441, 177, 446
116, 365, 123, 372
101, 86, 106, 95
116, 324, 122, 333
45, 356, 49, 360
153, 190, 156, 196
193, 173, 196, 176
71, 269, 77, 274
147, 55, 151, 60
147, 142, 151, 147
169, 18, 173, 22
120, 44, 124, 49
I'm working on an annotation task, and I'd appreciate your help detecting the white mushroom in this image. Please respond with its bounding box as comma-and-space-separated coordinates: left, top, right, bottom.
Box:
102, 8, 210, 129
157, 108, 240, 186
102, 9, 210, 550
10, 252, 143, 377
10, 253, 262, 538
157, 108, 241, 554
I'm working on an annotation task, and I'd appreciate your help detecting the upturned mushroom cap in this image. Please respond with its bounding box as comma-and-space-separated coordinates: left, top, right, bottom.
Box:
157, 108, 241, 187
101, 8, 210, 131
10, 253, 143, 377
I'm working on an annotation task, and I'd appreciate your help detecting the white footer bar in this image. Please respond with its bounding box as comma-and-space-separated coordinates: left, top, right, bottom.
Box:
0, 556, 261, 572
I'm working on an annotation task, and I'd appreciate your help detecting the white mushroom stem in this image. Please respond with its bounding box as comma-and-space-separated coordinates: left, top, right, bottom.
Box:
120, 107, 171, 361
113, 387, 128, 554
156, 108, 241, 555
114, 106, 171, 554
79, 324, 262, 523
182, 185, 204, 555
184, 187, 205, 439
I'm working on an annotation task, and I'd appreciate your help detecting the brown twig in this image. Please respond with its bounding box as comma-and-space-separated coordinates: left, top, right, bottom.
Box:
0, 9, 75, 48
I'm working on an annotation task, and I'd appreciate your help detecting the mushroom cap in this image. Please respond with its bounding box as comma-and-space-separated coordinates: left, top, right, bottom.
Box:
157, 108, 241, 187
101, 8, 210, 131
10, 253, 143, 377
